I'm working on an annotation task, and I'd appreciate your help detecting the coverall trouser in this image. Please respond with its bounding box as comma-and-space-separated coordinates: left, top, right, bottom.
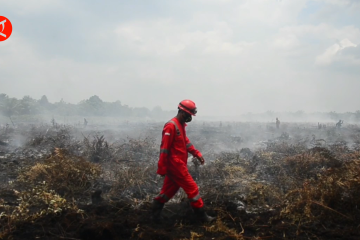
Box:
154, 168, 204, 209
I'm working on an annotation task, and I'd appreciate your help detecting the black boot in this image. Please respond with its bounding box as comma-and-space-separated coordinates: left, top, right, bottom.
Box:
152, 200, 164, 223
193, 207, 215, 223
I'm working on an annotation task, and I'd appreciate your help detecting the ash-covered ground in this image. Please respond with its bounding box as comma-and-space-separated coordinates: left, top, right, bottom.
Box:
1, 121, 360, 239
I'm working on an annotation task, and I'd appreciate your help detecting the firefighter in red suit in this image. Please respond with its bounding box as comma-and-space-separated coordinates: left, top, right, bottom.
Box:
152, 100, 215, 222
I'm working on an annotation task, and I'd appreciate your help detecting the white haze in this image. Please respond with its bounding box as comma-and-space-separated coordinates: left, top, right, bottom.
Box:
1, 0, 360, 117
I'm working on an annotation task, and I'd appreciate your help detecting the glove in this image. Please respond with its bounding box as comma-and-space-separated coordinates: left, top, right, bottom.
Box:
196, 156, 205, 165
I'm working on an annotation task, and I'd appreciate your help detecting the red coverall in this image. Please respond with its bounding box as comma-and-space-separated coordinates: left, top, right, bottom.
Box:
154, 117, 204, 209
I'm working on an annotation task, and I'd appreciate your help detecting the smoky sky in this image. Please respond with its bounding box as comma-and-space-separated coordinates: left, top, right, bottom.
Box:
1, 0, 360, 116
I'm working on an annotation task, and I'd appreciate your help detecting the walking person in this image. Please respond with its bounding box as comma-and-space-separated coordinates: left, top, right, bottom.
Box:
276, 117, 280, 129
152, 100, 215, 223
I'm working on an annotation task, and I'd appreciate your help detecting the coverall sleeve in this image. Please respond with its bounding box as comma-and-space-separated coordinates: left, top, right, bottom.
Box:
157, 124, 175, 175
185, 136, 202, 158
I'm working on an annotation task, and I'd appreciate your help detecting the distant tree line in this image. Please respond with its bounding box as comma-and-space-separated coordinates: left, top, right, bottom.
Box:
0, 94, 176, 119
1, 93, 360, 123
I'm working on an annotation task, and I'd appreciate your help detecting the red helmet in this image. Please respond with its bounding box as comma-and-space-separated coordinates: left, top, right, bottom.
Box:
178, 99, 197, 116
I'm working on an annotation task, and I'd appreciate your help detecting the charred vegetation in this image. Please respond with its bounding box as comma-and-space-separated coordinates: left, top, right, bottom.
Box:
0, 121, 360, 239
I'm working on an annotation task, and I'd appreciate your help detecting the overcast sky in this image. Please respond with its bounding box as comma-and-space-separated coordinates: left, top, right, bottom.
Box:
1, 0, 359, 116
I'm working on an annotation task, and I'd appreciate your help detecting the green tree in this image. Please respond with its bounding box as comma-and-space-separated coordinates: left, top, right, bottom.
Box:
0, 96, 19, 126
18, 95, 39, 115
79, 95, 105, 116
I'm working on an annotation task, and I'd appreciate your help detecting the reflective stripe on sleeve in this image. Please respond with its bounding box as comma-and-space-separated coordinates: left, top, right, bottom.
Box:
186, 143, 193, 148
189, 193, 201, 202
160, 149, 169, 154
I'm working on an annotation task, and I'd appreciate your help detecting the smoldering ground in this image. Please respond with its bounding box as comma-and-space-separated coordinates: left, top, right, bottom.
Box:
1, 120, 360, 239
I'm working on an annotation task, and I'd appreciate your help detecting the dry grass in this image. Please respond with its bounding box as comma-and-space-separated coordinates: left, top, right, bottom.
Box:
2, 127, 360, 239
17, 148, 102, 198
0, 184, 83, 238
281, 152, 360, 225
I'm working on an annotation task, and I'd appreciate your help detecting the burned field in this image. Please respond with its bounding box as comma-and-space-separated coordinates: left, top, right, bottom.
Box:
1, 121, 360, 240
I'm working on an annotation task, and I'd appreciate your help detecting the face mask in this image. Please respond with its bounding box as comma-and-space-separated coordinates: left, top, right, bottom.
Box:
184, 113, 192, 122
